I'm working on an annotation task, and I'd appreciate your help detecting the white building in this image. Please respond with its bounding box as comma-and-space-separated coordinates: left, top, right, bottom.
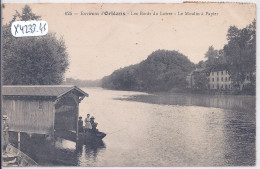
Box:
187, 68, 253, 90
208, 70, 232, 90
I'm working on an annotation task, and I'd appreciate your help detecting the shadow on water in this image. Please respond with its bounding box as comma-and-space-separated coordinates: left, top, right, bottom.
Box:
6, 89, 256, 166
115, 92, 256, 113
8, 131, 106, 166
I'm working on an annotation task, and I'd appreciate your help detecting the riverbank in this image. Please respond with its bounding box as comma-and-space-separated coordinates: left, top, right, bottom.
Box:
168, 88, 255, 96
116, 90, 255, 114
102, 86, 256, 96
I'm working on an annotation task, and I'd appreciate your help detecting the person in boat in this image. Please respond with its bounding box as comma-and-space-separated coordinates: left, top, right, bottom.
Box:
2, 115, 9, 154
85, 114, 92, 132
90, 116, 99, 133
78, 116, 84, 132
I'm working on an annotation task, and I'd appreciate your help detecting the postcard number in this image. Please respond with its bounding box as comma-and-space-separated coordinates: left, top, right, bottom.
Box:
11, 21, 48, 37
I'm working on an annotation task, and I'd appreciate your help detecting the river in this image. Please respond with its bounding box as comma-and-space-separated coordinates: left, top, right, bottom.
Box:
14, 87, 256, 166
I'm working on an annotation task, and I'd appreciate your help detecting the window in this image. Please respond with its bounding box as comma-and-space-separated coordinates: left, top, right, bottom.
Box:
221, 85, 223, 89
229, 84, 231, 89
221, 77, 223, 81
217, 84, 219, 89
229, 77, 231, 81
212, 84, 214, 88
226, 71, 228, 75
225, 84, 227, 89
39, 101, 43, 109
246, 76, 249, 80
221, 71, 223, 75
217, 77, 219, 81
217, 72, 219, 75
212, 78, 214, 82
225, 77, 227, 81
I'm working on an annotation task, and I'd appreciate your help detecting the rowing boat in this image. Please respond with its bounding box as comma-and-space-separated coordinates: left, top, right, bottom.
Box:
2, 144, 38, 166
55, 130, 106, 144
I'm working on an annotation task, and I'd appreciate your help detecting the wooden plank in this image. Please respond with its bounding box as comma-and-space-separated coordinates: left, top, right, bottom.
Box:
52, 101, 55, 137
3, 99, 53, 134
3, 92, 83, 135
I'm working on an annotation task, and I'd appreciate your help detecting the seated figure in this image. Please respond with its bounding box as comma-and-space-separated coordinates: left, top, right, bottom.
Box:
90, 116, 99, 133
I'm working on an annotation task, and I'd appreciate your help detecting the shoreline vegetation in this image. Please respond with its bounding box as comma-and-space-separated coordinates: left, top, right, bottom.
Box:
99, 20, 256, 96
102, 50, 195, 92
114, 89, 256, 114
63, 20, 256, 96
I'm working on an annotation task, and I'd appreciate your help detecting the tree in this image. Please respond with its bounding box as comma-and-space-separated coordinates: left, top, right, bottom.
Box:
11, 5, 41, 22
193, 72, 208, 90
204, 46, 218, 68
102, 50, 195, 92
2, 5, 69, 85
204, 46, 227, 71
224, 20, 256, 90
196, 60, 206, 69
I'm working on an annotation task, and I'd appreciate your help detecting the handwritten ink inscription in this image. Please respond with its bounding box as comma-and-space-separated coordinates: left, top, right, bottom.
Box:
11, 21, 48, 37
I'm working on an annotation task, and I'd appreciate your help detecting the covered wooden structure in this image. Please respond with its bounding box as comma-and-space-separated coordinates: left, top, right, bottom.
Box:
2, 85, 88, 137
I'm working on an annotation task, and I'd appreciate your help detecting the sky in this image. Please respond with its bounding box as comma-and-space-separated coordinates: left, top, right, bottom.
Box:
2, 3, 256, 80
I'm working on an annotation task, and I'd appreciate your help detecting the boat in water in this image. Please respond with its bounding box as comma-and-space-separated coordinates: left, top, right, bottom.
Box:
55, 130, 106, 144
2, 144, 38, 167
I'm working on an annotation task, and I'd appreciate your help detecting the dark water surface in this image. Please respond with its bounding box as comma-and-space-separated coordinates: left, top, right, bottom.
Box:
11, 88, 255, 166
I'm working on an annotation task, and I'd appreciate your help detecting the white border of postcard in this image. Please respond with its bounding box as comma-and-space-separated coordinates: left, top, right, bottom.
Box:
1, 0, 259, 169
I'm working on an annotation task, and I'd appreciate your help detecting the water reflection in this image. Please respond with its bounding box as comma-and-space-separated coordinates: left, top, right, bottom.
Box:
55, 137, 76, 150
8, 132, 106, 166
79, 88, 255, 166
221, 111, 256, 166
116, 93, 255, 113
7, 88, 255, 166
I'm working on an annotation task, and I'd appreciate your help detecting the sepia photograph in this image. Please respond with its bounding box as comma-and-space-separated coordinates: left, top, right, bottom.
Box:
1, 2, 256, 167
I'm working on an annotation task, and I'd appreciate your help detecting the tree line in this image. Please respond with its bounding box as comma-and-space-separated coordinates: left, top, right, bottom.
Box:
102, 20, 256, 94
194, 20, 256, 94
2, 5, 255, 95
102, 50, 195, 92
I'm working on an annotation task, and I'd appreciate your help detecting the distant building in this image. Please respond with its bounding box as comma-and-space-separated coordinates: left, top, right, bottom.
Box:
208, 70, 232, 90
186, 72, 194, 88
186, 68, 208, 89
187, 68, 254, 90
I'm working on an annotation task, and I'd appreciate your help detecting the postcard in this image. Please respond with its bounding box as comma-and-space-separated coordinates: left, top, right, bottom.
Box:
1, 2, 256, 167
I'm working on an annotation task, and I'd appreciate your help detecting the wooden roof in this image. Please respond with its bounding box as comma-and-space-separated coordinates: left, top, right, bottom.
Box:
2, 85, 88, 98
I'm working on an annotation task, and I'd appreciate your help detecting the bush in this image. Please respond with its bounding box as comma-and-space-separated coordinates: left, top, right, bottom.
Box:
242, 83, 255, 95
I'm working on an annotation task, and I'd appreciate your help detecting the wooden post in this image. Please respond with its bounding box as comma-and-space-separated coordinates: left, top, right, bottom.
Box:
52, 101, 56, 139
18, 132, 21, 150
76, 105, 79, 141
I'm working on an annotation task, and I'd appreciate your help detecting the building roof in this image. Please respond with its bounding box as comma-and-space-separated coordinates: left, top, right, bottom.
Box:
208, 64, 229, 72
194, 68, 205, 72
187, 68, 209, 76
2, 85, 89, 98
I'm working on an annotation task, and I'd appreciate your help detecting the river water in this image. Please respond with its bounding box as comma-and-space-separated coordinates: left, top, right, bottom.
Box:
15, 88, 256, 166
